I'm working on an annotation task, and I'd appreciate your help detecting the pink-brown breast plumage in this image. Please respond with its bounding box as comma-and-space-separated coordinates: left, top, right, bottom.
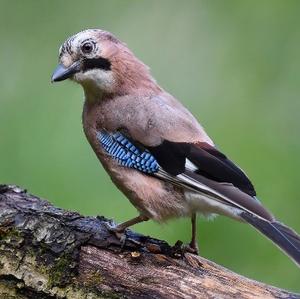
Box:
82, 98, 191, 222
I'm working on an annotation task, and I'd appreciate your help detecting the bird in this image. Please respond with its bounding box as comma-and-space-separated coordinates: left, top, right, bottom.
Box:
52, 29, 300, 265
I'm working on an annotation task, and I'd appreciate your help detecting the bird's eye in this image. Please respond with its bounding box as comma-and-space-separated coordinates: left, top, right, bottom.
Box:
81, 42, 94, 54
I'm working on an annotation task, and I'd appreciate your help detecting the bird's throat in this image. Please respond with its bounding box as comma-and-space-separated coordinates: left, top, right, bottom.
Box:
83, 83, 104, 103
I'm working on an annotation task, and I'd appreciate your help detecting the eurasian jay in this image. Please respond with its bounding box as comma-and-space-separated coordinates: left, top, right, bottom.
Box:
51, 29, 300, 265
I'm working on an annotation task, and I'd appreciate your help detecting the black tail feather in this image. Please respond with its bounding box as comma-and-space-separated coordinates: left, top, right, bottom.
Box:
241, 212, 300, 267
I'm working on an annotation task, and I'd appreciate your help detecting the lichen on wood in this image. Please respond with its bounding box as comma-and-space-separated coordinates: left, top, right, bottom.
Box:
0, 184, 299, 299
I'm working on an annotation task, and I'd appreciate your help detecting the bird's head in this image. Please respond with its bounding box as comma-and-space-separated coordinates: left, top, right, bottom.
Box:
51, 29, 158, 99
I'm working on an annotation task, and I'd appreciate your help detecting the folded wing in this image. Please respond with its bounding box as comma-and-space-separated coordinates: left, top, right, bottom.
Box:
97, 129, 273, 221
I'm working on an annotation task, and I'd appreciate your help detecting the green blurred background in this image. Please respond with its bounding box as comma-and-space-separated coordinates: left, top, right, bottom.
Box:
1, 0, 299, 291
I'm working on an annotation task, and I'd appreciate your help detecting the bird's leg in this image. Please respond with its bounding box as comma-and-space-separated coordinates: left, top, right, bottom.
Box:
189, 213, 199, 254
112, 214, 149, 232
182, 213, 199, 254
173, 213, 199, 255
105, 214, 149, 248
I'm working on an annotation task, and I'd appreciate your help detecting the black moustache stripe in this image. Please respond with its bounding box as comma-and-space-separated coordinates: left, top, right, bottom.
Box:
83, 57, 111, 71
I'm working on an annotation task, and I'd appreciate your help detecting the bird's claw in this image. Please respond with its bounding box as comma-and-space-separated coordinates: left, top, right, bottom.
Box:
172, 240, 199, 257
104, 222, 128, 248
183, 242, 199, 255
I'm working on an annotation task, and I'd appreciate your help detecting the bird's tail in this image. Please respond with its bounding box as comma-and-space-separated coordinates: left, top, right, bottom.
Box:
241, 212, 300, 267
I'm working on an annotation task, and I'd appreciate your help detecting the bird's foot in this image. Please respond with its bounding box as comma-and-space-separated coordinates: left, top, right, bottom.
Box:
104, 221, 144, 249
104, 222, 128, 248
172, 240, 199, 257
183, 242, 199, 255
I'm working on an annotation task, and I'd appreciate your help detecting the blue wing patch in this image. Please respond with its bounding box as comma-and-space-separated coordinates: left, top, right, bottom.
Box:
97, 130, 159, 174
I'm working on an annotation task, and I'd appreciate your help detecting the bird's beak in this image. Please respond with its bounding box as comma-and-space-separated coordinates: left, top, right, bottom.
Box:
51, 61, 81, 82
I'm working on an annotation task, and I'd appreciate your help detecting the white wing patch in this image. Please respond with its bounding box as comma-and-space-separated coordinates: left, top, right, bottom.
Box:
185, 159, 198, 172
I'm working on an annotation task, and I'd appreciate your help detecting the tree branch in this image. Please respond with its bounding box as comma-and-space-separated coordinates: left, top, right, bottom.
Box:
0, 184, 298, 299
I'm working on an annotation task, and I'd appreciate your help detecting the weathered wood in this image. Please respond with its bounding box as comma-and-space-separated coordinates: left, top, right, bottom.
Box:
0, 184, 298, 299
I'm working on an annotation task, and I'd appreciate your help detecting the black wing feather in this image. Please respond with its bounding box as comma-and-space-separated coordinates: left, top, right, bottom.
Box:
188, 144, 256, 196
147, 140, 256, 197
149, 140, 189, 175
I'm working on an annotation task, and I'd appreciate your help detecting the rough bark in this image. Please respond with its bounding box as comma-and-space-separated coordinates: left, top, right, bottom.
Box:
0, 184, 298, 299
